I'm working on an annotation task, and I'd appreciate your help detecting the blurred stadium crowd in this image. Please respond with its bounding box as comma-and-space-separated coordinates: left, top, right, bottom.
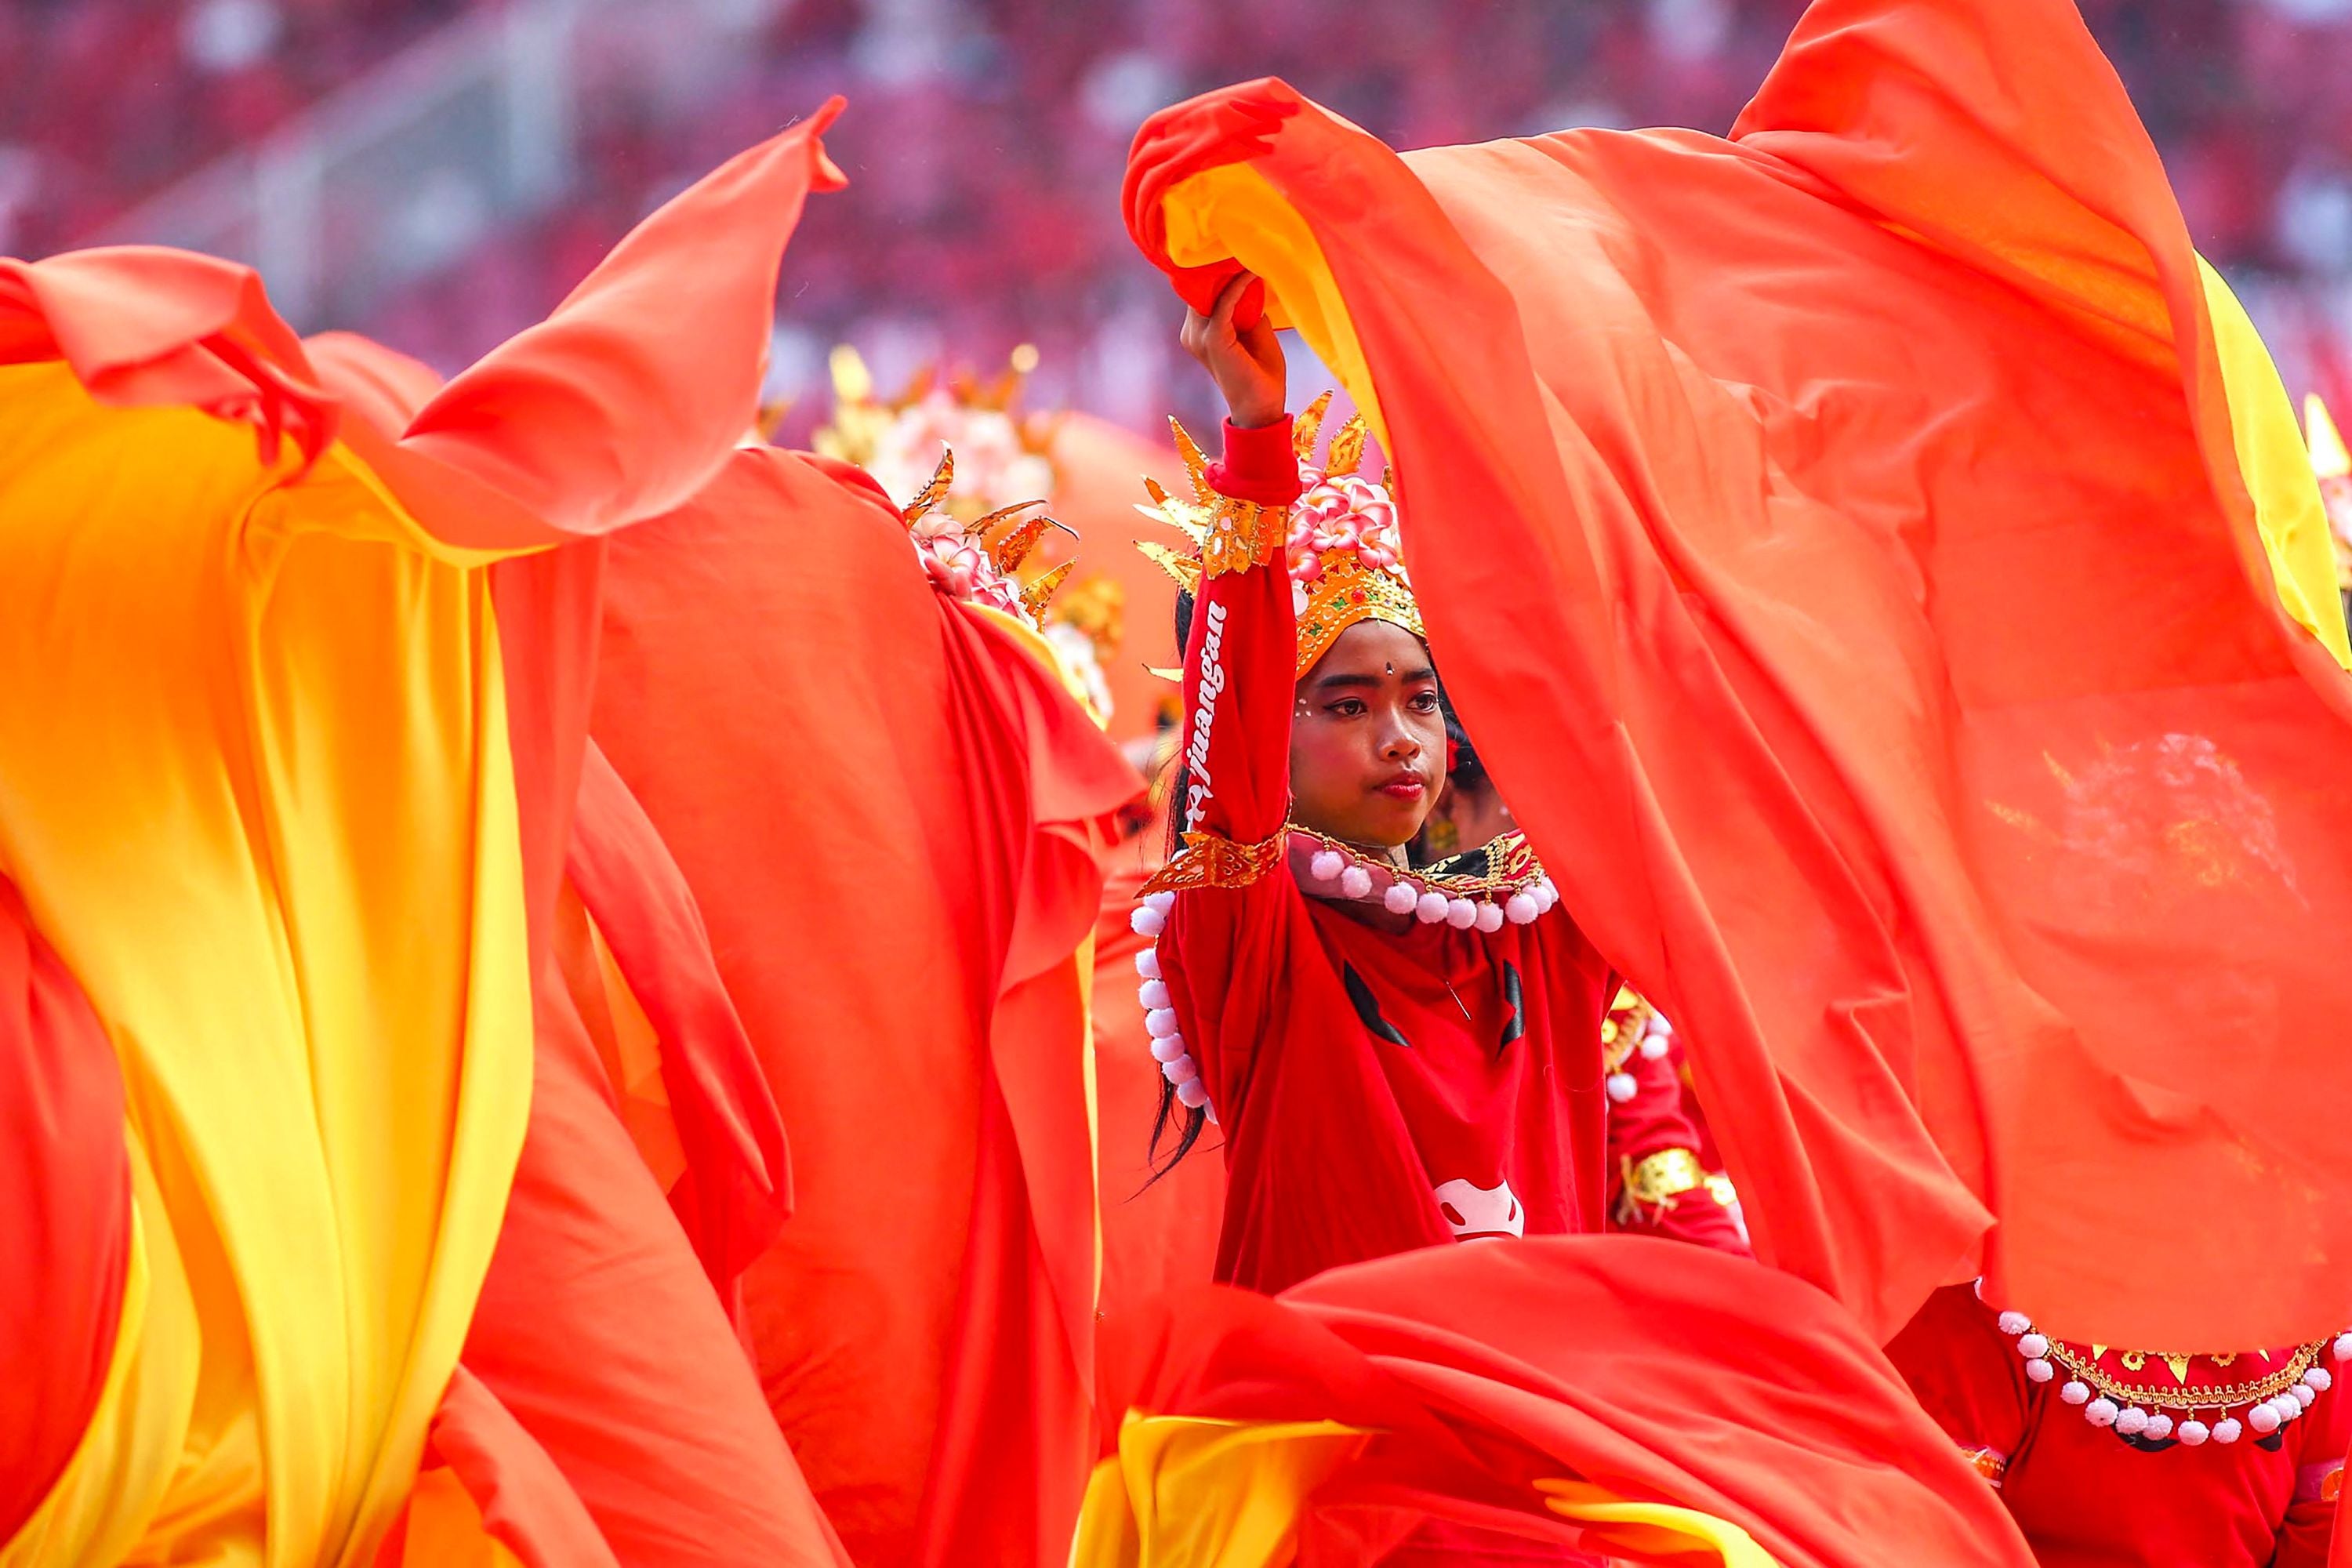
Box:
9, 0, 2352, 425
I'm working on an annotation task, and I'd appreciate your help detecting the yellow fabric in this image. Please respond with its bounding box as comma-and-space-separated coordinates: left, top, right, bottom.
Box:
1068, 1414, 1373, 1568
1074, 927, 1103, 1309
0, 361, 537, 1567
2198, 260, 2352, 668
1160, 165, 1385, 448
1533, 1479, 1780, 1566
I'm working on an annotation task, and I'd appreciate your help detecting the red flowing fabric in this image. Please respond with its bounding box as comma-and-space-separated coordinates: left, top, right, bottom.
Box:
0, 244, 336, 463
454, 982, 844, 1566
0, 877, 129, 1543
566, 742, 791, 1290
1097, 1237, 2034, 1566
1044, 416, 1228, 1358
591, 446, 1140, 1566
339, 102, 848, 553
416, 110, 842, 1560
1124, 0, 2352, 1348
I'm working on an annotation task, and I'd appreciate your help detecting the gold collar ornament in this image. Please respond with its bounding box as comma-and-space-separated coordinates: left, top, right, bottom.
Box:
1984, 1282, 2350, 1449
1124, 828, 1564, 1130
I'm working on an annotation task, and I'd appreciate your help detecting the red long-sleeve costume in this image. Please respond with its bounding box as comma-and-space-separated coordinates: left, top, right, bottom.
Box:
1156, 416, 1736, 1295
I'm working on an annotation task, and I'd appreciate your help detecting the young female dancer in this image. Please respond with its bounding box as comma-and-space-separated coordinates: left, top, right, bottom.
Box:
1130, 272, 1738, 1291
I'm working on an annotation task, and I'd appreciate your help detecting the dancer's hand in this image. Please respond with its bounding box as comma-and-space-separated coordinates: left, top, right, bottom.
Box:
1181, 270, 1286, 429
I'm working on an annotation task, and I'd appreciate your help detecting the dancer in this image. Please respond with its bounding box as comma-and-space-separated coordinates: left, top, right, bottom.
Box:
1122, 0, 2352, 1359
1128, 274, 1732, 1297
1886, 1285, 2347, 1567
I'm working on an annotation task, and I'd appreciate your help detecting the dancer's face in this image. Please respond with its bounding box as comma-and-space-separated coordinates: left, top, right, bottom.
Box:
1290, 621, 1446, 850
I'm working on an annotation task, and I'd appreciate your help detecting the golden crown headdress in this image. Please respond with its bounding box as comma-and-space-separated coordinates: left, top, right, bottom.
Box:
898, 446, 1076, 626
815, 343, 1058, 524
814, 343, 1092, 629
1135, 391, 1424, 676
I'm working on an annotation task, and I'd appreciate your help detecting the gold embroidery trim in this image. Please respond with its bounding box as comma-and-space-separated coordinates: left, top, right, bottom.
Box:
1139, 825, 1289, 895
1286, 825, 1548, 901
1615, 1148, 1708, 1225
1200, 495, 1288, 579
2040, 1338, 2325, 1411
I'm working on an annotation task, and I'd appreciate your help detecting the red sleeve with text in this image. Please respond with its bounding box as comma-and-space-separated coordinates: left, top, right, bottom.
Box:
1160, 418, 1304, 1117
1173, 416, 1301, 845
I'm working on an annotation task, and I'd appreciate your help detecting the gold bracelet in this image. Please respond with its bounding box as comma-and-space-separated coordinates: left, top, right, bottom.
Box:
1615, 1148, 1708, 1225
1200, 495, 1289, 578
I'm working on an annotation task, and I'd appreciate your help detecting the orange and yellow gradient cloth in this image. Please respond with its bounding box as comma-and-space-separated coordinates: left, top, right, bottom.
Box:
1127, 0, 2352, 1354
0, 362, 536, 1567
0, 103, 850, 1566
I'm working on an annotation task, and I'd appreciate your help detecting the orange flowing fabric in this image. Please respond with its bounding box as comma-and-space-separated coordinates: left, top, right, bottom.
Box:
1081, 1237, 2034, 1566
563, 739, 792, 1292
1124, 0, 2352, 1348
2, 103, 848, 1566
590, 445, 1140, 1566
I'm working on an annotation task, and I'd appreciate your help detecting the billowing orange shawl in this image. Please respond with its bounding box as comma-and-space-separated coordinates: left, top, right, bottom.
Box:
1124, 0, 2352, 1348
0, 105, 848, 1566
590, 444, 1141, 1565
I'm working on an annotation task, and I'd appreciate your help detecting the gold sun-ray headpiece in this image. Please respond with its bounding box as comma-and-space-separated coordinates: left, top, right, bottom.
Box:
1135, 391, 1422, 674
814, 343, 1058, 521
815, 345, 1102, 634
